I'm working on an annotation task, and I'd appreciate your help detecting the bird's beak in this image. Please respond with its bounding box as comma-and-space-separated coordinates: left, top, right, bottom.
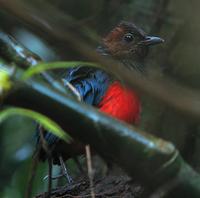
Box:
140, 36, 164, 46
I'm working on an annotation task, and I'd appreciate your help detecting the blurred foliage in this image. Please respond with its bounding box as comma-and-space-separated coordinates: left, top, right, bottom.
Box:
0, 70, 12, 95
22, 61, 99, 80
0, 106, 72, 197
0, 116, 36, 197
0, 0, 200, 197
0, 107, 72, 142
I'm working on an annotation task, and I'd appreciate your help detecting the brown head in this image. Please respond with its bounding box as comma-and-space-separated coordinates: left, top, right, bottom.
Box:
97, 21, 164, 61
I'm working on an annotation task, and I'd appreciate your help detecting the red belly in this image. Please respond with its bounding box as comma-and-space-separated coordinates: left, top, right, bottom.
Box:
98, 81, 141, 124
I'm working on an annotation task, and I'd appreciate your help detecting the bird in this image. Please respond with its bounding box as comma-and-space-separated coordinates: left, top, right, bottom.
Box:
35, 21, 164, 181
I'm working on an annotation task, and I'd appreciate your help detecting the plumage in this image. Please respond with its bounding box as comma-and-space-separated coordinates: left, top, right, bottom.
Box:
63, 66, 113, 106
36, 21, 164, 163
98, 81, 141, 124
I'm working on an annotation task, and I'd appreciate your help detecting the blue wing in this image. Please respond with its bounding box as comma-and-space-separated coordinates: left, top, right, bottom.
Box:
36, 66, 112, 158
63, 66, 112, 105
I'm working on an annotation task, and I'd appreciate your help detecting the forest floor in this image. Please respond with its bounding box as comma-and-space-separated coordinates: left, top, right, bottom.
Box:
35, 156, 144, 198
36, 175, 143, 198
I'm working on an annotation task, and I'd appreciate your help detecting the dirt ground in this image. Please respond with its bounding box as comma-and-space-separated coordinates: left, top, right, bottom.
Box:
35, 156, 144, 198
36, 175, 143, 198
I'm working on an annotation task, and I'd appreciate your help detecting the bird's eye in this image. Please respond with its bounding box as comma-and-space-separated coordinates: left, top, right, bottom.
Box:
123, 33, 134, 42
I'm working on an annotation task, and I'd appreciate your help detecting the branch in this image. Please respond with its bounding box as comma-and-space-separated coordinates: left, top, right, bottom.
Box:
0, 30, 81, 100
0, 31, 40, 68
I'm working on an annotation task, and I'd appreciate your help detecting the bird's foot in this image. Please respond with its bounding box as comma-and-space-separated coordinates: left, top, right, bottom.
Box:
43, 156, 73, 184
43, 172, 73, 183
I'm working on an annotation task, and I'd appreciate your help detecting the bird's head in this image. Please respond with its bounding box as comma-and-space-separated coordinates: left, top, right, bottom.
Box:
97, 21, 164, 61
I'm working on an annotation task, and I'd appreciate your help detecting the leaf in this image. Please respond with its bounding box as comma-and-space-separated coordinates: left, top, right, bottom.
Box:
0, 107, 72, 143
22, 61, 100, 80
0, 70, 12, 94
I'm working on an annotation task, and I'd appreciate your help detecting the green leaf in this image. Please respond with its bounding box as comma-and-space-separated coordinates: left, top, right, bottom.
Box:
22, 61, 100, 80
0, 107, 72, 143
0, 70, 12, 94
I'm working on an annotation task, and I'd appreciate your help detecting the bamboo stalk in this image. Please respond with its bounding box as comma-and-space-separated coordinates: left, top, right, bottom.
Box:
1, 65, 200, 196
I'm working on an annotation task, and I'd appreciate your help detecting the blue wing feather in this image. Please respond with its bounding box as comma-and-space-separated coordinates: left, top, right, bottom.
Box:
64, 66, 112, 105
36, 66, 112, 154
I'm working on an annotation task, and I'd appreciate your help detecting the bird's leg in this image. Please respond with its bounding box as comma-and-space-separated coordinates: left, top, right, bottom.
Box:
59, 156, 73, 184
43, 156, 73, 184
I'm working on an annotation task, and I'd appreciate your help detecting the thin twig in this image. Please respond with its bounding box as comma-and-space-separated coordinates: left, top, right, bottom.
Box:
25, 154, 39, 198
85, 145, 95, 198
38, 126, 52, 198
38, 125, 51, 156
62, 80, 82, 101
47, 157, 52, 198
